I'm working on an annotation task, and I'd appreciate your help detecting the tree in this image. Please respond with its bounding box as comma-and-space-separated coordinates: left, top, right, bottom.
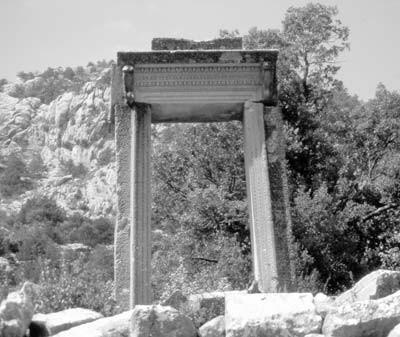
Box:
17, 71, 35, 82
218, 29, 240, 38
0, 78, 7, 91
0, 153, 33, 197
282, 3, 349, 98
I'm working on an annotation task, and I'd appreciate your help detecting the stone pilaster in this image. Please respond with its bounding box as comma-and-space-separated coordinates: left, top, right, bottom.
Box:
114, 103, 131, 310
243, 101, 278, 292
113, 63, 131, 310
264, 106, 295, 291
130, 104, 152, 307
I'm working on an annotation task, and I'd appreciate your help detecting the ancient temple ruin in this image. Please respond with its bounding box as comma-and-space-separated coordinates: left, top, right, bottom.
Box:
111, 38, 294, 310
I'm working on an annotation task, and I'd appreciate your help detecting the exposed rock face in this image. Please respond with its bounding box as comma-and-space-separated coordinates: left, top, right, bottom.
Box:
130, 305, 196, 337
199, 315, 225, 337
0, 71, 115, 217
323, 290, 400, 337
31, 308, 103, 336
225, 293, 322, 337
0, 282, 37, 337
52, 310, 133, 337
334, 269, 400, 306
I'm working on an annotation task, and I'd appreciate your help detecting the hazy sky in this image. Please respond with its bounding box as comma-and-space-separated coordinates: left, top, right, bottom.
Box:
0, 0, 399, 100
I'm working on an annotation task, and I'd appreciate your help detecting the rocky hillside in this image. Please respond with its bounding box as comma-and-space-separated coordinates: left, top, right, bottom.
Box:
0, 64, 115, 217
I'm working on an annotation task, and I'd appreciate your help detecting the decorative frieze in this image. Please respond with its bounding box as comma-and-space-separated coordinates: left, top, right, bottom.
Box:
134, 64, 261, 89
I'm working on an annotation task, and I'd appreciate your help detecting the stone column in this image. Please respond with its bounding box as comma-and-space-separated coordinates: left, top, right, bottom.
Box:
130, 104, 152, 308
243, 101, 278, 292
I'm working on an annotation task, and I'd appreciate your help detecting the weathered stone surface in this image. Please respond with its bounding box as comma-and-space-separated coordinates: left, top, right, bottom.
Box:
55, 175, 73, 186
388, 323, 400, 337
129, 104, 152, 307
243, 102, 278, 292
130, 305, 196, 337
31, 308, 103, 336
0, 282, 37, 337
225, 293, 322, 337
199, 315, 225, 337
52, 310, 133, 337
264, 106, 294, 291
189, 292, 226, 318
334, 269, 400, 306
188, 291, 246, 326
151, 37, 243, 50
189, 291, 225, 315
114, 102, 131, 310
118, 50, 278, 66
323, 290, 400, 337
161, 290, 188, 310
314, 292, 335, 318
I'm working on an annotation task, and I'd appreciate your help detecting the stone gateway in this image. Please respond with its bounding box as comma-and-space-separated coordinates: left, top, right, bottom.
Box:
111, 38, 294, 310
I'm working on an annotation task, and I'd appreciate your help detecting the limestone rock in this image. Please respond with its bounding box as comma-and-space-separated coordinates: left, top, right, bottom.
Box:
55, 175, 73, 186
31, 308, 103, 336
130, 305, 196, 337
225, 293, 322, 337
388, 323, 400, 337
161, 290, 188, 310
189, 291, 226, 320
335, 269, 400, 306
0, 282, 37, 337
52, 310, 133, 337
314, 292, 335, 318
199, 315, 225, 337
323, 290, 400, 337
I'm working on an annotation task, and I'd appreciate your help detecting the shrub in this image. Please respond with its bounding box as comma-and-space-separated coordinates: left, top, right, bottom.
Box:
0, 153, 33, 197
60, 158, 88, 178
38, 256, 118, 316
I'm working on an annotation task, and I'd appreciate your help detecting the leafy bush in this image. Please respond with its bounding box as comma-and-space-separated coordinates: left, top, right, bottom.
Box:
0, 153, 33, 197
60, 158, 87, 178
37, 255, 118, 316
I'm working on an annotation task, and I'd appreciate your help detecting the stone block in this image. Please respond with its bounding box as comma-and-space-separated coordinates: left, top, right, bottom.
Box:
52, 310, 133, 337
31, 308, 103, 336
151, 37, 243, 50
199, 315, 225, 337
225, 293, 322, 337
314, 292, 335, 318
0, 282, 37, 337
323, 290, 400, 337
130, 305, 196, 337
334, 269, 400, 306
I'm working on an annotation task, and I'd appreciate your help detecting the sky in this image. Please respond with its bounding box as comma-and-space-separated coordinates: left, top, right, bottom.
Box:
0, 0, 399, 100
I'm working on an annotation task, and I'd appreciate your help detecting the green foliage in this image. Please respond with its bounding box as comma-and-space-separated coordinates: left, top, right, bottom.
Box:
60, 213, 114, 247
0, 153, 33, 197
0, 78, 7, 91
37, 253, 117, 316
151, 122, 252, 298
97, 146, 114, 166
10, 61, 113, 103
60, 158, 88, 178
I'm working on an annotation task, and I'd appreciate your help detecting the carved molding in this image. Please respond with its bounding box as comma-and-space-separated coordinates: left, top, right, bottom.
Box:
134, 63, 262, 89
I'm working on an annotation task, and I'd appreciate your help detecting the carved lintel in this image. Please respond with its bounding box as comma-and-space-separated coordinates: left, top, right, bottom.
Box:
122, 65, 135, 107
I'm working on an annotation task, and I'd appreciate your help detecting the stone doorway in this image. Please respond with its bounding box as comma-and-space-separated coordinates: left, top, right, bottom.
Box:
111, 38, 294, 310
